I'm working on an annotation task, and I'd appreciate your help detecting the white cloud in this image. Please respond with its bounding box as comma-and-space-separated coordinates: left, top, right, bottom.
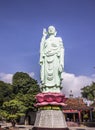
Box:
0, 73, 13, 84
61, 72, 95, 97
28, 72, 35, 78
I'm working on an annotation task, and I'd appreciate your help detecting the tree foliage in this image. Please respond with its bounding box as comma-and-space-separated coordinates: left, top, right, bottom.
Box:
1, 99, 27, 120
12, 72, 40, 95
12, 72, 40, 111
0, 81, 13, 107
81, 82, 95, 101
0, 72, 40, 125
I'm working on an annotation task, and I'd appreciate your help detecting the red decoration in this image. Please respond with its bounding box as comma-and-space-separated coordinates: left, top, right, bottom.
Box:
35, 92, 67, 107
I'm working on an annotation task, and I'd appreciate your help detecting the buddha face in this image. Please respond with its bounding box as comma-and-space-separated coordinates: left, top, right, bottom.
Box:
48, 26, 56, 35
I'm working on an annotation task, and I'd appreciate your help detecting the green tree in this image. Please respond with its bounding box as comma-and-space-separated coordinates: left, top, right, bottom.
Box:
0, 81, 13, 107
12, 72, 40, 95
81, 82, 95, 101
0, 72, 40, 126
12, 72, 40, 110
1, 99, 27, 126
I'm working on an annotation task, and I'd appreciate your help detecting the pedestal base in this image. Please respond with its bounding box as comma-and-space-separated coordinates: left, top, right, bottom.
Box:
33, 110, 69, 130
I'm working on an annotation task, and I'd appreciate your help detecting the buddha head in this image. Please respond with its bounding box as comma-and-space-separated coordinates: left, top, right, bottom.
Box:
48, 26, 57, 36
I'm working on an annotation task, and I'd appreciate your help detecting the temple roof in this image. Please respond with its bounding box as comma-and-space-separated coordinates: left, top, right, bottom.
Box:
63, 97, 90, 110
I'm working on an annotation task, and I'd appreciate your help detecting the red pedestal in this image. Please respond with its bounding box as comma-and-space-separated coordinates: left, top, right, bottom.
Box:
35, 92, 67, 107
33, 93, 68, 130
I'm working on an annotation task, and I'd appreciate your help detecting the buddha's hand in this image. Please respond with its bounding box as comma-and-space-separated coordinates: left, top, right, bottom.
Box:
43, 28, 47, 37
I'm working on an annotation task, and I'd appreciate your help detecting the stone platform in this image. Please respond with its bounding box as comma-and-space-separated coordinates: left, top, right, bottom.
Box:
32, 110, 69, 130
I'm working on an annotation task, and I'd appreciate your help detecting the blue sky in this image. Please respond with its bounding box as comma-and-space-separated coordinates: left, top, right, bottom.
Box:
0, 0, 95, 96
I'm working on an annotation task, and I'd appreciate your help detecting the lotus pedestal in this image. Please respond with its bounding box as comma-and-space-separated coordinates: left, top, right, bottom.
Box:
32, 93, 69, 130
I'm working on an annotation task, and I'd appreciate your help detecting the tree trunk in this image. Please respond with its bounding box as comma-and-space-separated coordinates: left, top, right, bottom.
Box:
11, 119, 16, 127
